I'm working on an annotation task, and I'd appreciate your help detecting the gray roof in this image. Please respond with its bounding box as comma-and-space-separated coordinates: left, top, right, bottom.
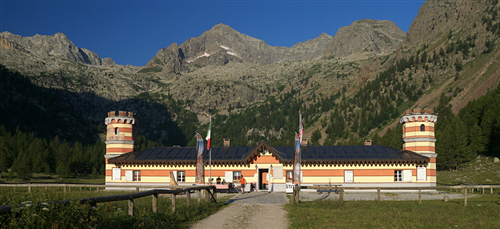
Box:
108, 141, 430, 166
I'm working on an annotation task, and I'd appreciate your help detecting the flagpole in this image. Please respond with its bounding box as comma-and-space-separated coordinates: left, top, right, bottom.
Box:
209, 115, 212, 183
209, 148, 212, 183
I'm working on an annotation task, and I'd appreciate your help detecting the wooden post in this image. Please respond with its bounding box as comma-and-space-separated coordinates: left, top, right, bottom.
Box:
377, 188, 380, 202
186, 191, 191, 206
292, 189, 296, 205
297, 186, 300, 202
64, 185, 66, 193
128, 199, 134, 216
28, 186, 31, 193
45, 186, 48, 191
205, 189, 209, 202
418, 189, 422, 204
152, 194, 158, 213
491, 188, 493, 194
96, 186, 99, 192
198, 190, 201, 203
339, 187, 344, 203
464, 188, 468, 206
482, 188, 484, 194
136, 187, 139, 192
172, 194, 176, 213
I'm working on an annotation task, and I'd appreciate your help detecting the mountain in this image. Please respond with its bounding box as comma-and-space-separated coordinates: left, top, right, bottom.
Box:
142, 21, 404, 75
0, 0, 499, 149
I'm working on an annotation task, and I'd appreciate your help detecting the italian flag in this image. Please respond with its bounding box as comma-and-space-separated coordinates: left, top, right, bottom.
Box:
206, 116, 211, 150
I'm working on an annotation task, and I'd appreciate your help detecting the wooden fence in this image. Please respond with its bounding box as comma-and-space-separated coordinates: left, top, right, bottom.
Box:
0, 184, 217, 216
292, 185, 500, 206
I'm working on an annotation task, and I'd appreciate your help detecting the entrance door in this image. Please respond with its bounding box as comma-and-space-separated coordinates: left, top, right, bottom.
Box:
258, 169, 270, 190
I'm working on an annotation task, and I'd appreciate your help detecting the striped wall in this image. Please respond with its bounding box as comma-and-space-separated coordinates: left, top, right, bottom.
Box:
105, 155, 436, 189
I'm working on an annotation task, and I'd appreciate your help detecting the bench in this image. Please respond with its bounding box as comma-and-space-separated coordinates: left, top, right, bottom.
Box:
215, 184, 235, 193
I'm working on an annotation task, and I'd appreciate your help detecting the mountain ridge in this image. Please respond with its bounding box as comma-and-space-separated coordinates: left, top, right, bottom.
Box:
142, 20, 405, 75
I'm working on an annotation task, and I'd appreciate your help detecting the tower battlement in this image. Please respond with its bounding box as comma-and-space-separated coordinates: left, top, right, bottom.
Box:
105, 111, 136, 125
400, 108, 437, 124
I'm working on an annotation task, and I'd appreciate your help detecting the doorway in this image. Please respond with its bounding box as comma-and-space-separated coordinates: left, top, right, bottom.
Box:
258, 168, 270, 190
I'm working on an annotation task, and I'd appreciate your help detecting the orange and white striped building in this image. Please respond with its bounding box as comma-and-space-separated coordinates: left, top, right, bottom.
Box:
105, 109, 437, 191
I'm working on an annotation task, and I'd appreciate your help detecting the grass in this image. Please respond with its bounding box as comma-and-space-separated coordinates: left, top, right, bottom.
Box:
437, 156, 500, 185
285, 157, 500, 228
0, 188, 232, 228
285, 195, 500, 228
0, 172, 104, 184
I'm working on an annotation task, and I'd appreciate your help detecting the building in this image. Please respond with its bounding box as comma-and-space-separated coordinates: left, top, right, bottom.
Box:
105, 109, 437, 191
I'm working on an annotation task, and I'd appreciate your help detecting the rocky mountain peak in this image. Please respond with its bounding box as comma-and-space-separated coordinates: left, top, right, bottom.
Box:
0, 32, 115, 66
324, 19, 406, 59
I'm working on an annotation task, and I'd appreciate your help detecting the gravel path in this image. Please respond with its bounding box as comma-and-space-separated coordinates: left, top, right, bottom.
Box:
189, 192, 289, 229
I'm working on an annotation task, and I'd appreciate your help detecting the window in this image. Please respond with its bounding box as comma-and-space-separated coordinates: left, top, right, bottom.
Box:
177, 171, 185, 182
395, 170, 402, 182
233, 171, 242, 182
420, 124, 425, 131
115, 127, 119, 134
133, 170, 141, 181
286, 171, 293, 181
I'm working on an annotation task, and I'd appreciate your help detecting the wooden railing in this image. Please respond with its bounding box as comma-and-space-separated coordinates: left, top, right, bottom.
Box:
292, 185, 500, 206
0, 185, 217, 216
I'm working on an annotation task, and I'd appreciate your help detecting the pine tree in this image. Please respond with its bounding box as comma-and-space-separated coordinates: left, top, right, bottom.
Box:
11, 150, 32, 180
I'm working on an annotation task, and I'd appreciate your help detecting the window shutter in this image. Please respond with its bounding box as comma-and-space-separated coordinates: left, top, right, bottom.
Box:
173, 171, 178, 182
345, 171, 353, 182
403, 170, 412, 182
273, 166, 283, 179
417, 167, 427, 181
300, 171, 303, 182
225, 171, 233, 182
112, 168, 121, 181
125, 170, 133, 181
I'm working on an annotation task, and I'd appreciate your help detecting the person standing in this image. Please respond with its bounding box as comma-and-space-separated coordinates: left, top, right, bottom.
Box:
240, 175, 246, 194
216, 176, 221, 184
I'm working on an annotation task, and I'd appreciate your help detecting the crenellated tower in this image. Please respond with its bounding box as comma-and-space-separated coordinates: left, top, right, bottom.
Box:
399, 108, 437, 157
105, 111, 136, 181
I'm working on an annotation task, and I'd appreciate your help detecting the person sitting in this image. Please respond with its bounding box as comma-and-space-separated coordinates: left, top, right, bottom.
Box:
216, 176, 221, 184
222, 179, 226, 184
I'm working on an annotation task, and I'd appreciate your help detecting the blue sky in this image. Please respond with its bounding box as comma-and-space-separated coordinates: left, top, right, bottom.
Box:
1, 0, 425, 66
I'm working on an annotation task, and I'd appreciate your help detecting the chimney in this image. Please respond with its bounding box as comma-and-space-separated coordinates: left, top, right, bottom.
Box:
364, 140, 372, 146
224, 138, 231, 147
